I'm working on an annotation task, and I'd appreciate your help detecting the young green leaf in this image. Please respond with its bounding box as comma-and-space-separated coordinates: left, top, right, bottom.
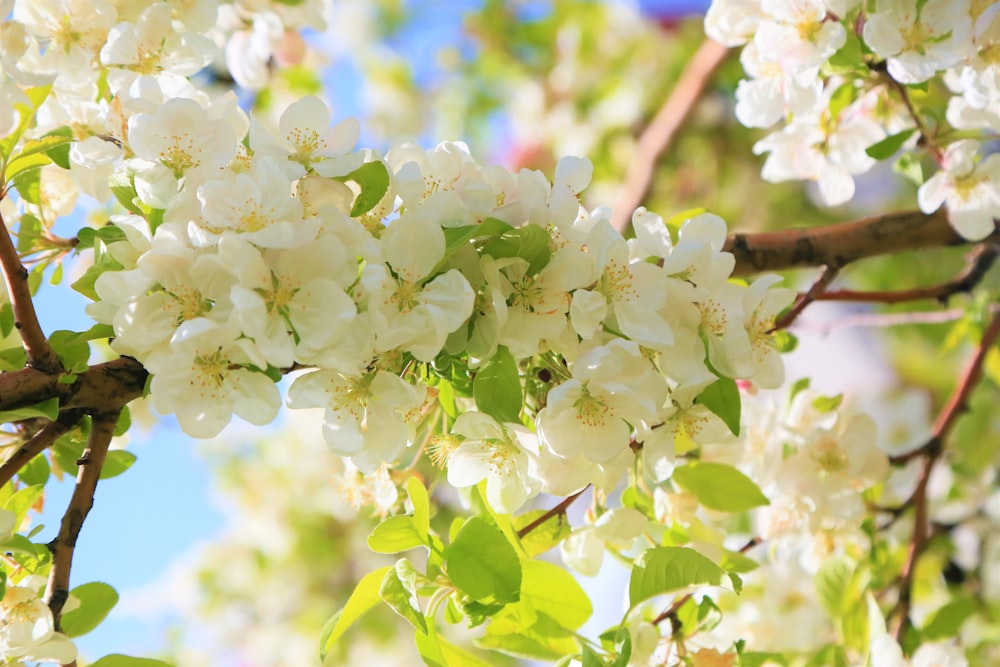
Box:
379, 564, 428, 633
628, 547, 726, 607
472, 346, 522, 424
320, 565, 392, 659
368, 515, 426, 554
483, 224, 552, 274
59, 581, 119, 637
446, 517, 521, 604
406, 476, 430, 537
865, 129, 917, 160
344, 160, 390, 217
99, 450, 137, 480
671, 462, 769, 513
696, 377, 741, 436
89, 656, 173, 667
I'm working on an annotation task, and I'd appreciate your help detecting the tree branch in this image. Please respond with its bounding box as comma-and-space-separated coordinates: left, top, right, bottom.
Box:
0, 411, 82, 488
44, 409, 119, 634
724, 208, 994, 276
516, 486, 589, 538
0, 356, 147, 414
816, 243, 999, 305
890, 306, 1000, 641
0, 206, 62, 374
611, 38, 730, 233
773, 265, 840, 330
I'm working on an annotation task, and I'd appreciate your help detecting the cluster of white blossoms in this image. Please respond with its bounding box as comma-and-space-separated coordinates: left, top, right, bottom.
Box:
707, 0, 1000, 240
0, 0, 795, 497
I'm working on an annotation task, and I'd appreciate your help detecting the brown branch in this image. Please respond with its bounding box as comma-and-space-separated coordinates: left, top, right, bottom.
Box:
0, 206, 62, 374
0, 356, 147, 415
44, 409, 119, 634
516, 485, 589, 538
816, 243, 999, 305
0, 411, 82, 488
611, 38, 730, 233
724, 208, 996, 276
889, 306, 1000, 641
772, 265, 840, 330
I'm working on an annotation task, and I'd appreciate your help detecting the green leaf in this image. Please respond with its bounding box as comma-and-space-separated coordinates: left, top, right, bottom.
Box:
443, 217, 513, 255
108, 166, 145, 215
0, 396, 60, 424
49, 329, 92, 373
60, 581, 119, 637
344, 160, 390, 217
12, 167, 41, 204
42, 126, 73, 169
921, 597, 977, 639
825, 31, 866, 75
0, 85, 51, 158
472, 346, 522, 424
815, 556, 853, 618
4, 484, 44, 525
478, 611, 579, 660
379, 561, 428, 633
827, 82, 855, 120
368, 515, 426, 554
89, 656, 173, 667
811, 393, 844, 413
628, 547, 726, 607
865, 129, 917, 160
6, 151, 50, 183
114, 407, 132, 437
18, 454, 49, 487
512, 509, 571, 557
407, 477, 430, 537
99, 450, 137, 480
671, 462, 769, 513
483, 224, 552, 274
319, 565, 392, 659
696, 377, 741, 436
446, 517, 521, 604
416, 619, 494, 667
16, 213, 41, 253
10, 134, 73, 169
520, 559, 592, 631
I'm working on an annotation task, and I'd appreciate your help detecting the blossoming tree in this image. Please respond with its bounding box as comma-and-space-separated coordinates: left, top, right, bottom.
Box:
0, 0, 998, 666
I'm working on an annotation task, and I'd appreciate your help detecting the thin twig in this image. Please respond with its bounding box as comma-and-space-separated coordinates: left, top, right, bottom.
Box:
890, 307, 1000, 641
44, 409, 120, 632
516, 486, 589, 538
0, 206, 62, 374
884, 75, 943, 161
724, 208, 995, 276
772, 265, 840, 330
816, 243, 999, 305
792, 308, 966, 335
652, 591, 693, 630
611, 38, 730, 233
0, 411, 82, 488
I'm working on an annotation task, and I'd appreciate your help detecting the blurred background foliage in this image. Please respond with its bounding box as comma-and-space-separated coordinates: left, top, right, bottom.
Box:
160, 1, 1000, 664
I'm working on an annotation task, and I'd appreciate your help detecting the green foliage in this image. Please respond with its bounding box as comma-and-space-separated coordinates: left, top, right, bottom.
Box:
696, 377, 741, 436
60, 582, 119, 637
320, 565, 393, 660
343, 160, 391, 217
672, 462, 769, 513
89, 656, 173, 667
483, 224, 552, 274
472, 346, 523, 424
446, 517, 521, 605
628, 547, 726, 607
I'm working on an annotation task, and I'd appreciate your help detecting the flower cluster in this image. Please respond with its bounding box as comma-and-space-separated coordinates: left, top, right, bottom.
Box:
707, 0, 1000, 239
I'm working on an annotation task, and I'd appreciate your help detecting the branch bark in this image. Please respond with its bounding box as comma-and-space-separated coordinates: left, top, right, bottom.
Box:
724, 208, 993, 276
0, 206, 62, 374
890, 306, 1000, 640
611, 38, 730, 233
0, 411, 82, 488
0, 356, 147, 414
44, 409, 119, 634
